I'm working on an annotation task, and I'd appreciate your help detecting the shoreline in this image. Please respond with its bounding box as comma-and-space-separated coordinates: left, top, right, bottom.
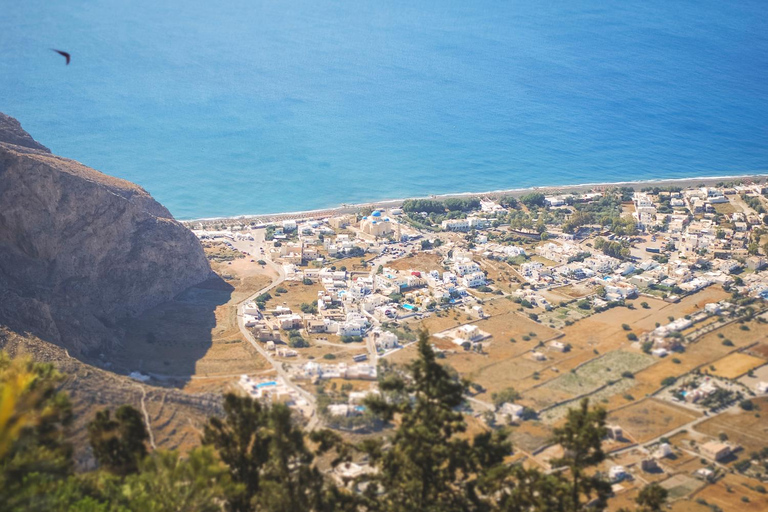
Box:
181, 172, 768, 226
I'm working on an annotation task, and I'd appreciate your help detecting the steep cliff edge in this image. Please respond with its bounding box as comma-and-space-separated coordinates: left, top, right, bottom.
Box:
0, 113, 211, 353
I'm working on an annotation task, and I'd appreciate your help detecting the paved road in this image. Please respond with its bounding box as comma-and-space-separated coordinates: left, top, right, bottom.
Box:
231, 235, 321, 430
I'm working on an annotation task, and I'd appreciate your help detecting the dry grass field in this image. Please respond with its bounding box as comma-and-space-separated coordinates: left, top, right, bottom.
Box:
390, 311, 561, 398
748, 342, 768, 358
709, 353, 766, 379
387, 252, 445, 272
693, 396, 768, 454
614, 319, 768, 407
269, 280, 324, 311
537, 378, 640, 424
509, 421, 555, 454
693, 473, 768, 511
559, 299, 670, 352
607, 398, 701, 443
553, 282, 596, 299
667, 501, 710, 512
714, 202, 738, 215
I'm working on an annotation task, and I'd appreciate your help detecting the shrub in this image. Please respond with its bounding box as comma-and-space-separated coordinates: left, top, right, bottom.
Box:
622, 324, 631, 331
627, 333, 638, 341
739, 400, 755, 411
275, 286, 288, 294
289, 336, 309, 348
621, 371, 634, 379
722, 339, 734, 347
323, 353, 336, 360
661, 376, 677, 387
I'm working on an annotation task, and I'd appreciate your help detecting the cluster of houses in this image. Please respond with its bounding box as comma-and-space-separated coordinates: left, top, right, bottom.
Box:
238, 375, 309, 409
296, 361, 378, 381
641, 300, 734, 354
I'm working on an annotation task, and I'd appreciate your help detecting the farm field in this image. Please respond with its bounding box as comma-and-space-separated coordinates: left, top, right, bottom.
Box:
543, 351, 655, 395
660, 474, 704, 501
693, 473, 768, 512
607, 398, 701, 443
628, 286, 731, 332
538, 378, 639, 423
558, 299, 671, 353
693, 396, 768, 454
394, 311, 563, 399
625, 319, 768, 400
709, 352, 766, 379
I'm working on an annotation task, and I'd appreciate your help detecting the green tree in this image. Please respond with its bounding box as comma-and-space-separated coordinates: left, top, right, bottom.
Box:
520, 192, 546, 208
0, 352, 74, 511
491, 386, 521, 407
88, 405, 149, 476
361, 330, 510, 511
550, 399, 612, 511
634, 482, 668, 512
119, 447, 236, 512
203, 394, 339, 512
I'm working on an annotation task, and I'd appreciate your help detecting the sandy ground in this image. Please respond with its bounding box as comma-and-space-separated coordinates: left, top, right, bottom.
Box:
184, 174, 768, 225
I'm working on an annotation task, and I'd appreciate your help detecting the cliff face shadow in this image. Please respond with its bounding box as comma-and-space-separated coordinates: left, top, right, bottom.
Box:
109, 274, 236, 388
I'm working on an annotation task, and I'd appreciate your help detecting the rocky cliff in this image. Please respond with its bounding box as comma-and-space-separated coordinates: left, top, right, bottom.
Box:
0, 113, 211, 353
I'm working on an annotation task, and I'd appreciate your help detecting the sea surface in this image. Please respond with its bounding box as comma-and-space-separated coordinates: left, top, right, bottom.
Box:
1, 1, 767, 219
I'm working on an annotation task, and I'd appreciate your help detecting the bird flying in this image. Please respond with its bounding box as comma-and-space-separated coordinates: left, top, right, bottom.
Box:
51, 49, 71, 65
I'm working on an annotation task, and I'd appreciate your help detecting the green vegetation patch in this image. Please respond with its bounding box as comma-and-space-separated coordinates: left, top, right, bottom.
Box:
542, 350, 655, 397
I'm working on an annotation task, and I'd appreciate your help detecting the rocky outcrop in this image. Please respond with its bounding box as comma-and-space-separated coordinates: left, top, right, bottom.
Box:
0, 113, 211, 353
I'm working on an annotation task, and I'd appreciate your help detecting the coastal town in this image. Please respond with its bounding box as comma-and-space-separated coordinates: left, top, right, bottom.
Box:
188, 180, 768, 510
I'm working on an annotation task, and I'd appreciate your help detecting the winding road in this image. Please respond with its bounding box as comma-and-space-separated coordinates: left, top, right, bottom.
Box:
231, 236, 321, 430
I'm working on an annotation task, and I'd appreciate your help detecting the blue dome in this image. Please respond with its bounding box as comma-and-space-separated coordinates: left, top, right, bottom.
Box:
372, 211, 382, 217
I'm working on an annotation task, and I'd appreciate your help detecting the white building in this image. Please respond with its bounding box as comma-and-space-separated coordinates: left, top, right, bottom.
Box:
495, 402, 525, 424
461, 271, 487, 288
369, 329, 399, 351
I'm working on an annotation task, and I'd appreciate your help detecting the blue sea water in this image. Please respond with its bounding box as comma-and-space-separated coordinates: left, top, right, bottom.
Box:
1, 0, 767, 219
